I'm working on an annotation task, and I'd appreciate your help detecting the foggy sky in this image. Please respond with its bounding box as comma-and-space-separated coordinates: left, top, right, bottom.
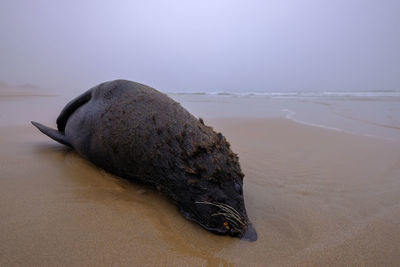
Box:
0, 0, 399, 93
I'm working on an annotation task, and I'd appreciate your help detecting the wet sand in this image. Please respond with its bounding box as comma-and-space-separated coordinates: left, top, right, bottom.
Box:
1, 97, 400, 266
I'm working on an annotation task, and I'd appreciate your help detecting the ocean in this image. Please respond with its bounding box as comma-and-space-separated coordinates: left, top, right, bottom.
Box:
169, 90, 400, 143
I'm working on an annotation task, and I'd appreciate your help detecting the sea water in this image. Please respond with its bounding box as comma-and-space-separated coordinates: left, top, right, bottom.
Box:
169, 91, 400, 143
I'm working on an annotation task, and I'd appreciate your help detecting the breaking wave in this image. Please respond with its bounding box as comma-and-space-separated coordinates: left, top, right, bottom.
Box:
168, 90, 400, 98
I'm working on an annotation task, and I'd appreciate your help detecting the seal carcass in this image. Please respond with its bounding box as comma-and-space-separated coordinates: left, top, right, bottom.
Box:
32, 79, 257, 241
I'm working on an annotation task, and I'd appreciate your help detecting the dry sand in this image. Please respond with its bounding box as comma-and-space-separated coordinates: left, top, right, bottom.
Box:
1, 98, 400, 266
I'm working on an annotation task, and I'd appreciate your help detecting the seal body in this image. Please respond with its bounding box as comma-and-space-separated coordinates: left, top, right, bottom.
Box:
32, 80, 257, 241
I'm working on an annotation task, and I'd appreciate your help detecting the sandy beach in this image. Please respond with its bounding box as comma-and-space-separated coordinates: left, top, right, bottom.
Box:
1, 94, 400, 266
2, 0, 400, 265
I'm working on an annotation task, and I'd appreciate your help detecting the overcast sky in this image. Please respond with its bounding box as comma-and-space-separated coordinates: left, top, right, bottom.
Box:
0, 0, 399, 92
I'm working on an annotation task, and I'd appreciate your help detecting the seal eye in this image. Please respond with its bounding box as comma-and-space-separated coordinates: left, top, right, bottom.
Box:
234, 183, 243, 194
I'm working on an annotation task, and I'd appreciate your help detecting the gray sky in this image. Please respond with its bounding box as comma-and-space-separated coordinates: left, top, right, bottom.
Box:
0, 0, 399, 92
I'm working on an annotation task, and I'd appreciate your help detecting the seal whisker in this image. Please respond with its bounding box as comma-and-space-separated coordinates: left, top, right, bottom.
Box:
211, 213, 241, 227
213, 203, 242, 219
213, 202, 241, 216
196, 201, 245, 226
197, 201, 243, 221
212, 207, 244, 224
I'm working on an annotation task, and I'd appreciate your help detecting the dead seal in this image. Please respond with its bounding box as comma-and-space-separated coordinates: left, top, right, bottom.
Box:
31, 79, 257, 241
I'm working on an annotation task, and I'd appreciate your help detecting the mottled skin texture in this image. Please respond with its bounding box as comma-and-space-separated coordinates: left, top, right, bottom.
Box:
32, 80, 257, 241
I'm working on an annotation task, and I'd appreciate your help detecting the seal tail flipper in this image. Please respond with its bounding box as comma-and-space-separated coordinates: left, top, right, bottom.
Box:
56, 89, 92, 132
31, 121, 72, 147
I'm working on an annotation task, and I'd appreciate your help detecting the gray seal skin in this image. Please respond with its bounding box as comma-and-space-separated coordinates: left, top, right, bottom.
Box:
32, 79, 257, 241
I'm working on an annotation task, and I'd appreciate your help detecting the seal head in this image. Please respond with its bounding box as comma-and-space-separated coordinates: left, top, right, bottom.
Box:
160, 126, 257, 241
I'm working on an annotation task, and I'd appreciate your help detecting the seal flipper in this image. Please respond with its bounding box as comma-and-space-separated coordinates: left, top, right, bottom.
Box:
56, 89, 92, 132
31, 89, 92, 148
31, 121, 72, 147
